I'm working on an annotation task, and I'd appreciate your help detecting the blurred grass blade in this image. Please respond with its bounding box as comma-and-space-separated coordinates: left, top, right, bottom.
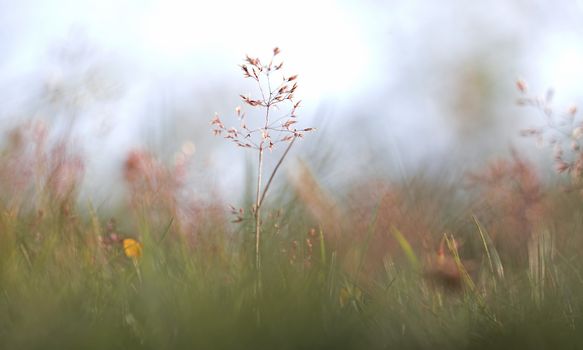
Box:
391, 226, 419, 270
444, 234, 478, 295
158, 216, 174, 243
319, 227, 326, 265
473, 215, 504, 280
354, 200, 381, 281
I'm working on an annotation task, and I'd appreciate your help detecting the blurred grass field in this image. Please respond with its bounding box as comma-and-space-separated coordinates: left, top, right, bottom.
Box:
2, 116, 583, 350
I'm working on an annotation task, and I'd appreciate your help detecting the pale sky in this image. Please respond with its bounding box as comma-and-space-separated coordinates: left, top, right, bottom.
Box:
1, 0, 583, 203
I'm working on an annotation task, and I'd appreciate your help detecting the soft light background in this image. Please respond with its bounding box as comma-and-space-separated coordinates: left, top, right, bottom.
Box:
0, 0, 582, 205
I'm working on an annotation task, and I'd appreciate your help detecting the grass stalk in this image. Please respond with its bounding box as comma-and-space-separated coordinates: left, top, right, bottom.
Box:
255, 145, 264, 273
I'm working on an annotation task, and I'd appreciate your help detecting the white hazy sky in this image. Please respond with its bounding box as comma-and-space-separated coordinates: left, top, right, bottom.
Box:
0, 0, 378, 101
2, 1, 583, 122
1, 0, 583, 203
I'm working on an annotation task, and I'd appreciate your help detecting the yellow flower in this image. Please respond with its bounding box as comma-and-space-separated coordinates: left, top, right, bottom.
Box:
123, 238, 142, 258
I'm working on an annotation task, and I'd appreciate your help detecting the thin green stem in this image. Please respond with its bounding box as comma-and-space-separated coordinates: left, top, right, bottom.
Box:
255, 144, 264, 272
259, 136, 297, 207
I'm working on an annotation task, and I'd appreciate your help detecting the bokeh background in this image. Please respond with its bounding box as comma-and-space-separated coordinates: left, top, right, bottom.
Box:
1, 0, 582, 206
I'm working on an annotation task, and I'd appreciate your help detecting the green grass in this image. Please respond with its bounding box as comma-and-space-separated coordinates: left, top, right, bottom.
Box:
0, 121, 582, 348
1, 186, 583, 350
